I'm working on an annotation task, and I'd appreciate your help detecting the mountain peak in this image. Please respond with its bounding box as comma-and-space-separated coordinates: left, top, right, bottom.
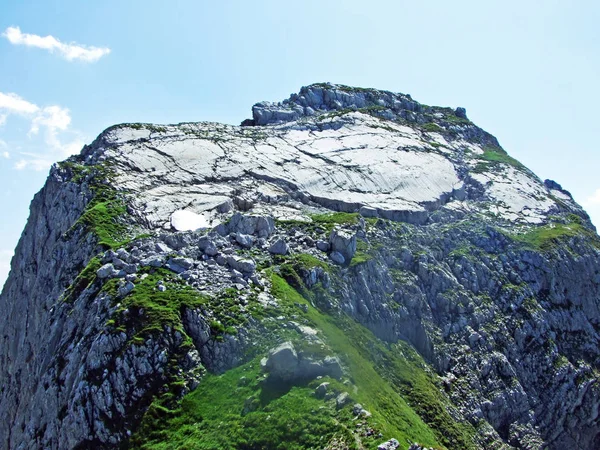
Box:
245, 82, 467, 127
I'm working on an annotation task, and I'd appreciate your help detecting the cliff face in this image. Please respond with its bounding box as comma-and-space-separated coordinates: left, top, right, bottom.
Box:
1, 83, 599, 450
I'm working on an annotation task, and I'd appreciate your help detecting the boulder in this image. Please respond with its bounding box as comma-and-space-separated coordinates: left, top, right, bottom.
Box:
329, 229, 357, 262
264, 342, 299, 382
454, 107, 468, 119
352, 403, 371, 418
226, 256, 256, 274
263, 342, 344, 383
268, 239, 289, 255
235, 233, 254, 249
166, 257, 194, 274
226, 213, 275, 238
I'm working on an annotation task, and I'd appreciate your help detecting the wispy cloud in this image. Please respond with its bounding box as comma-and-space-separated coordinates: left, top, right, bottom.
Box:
0, 91, 83, 170
0, 92, 39, 115
2, 26, 110, 63
582, 189, 600, 208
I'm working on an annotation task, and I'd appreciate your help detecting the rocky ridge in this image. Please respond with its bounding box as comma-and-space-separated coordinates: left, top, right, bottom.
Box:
0, 83, 599, 449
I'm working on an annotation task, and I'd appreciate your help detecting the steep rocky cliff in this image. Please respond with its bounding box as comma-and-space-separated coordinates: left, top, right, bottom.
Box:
1, 83, 600, 449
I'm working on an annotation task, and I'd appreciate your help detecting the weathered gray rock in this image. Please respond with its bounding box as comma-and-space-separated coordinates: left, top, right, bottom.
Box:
166, 257, 193, 274
336, 392, 350, 409
316, 240, 330, 252
263, 342, 299, 382
329, 251, 345, 265
118, 281, 135, 297
235, 233, 254, 249
226, 213, 275, 238
352, 403, 371, 417
226, 256, 256, 274
97, 263, 117, 279
378, 439, 400, 450
315, 382, 330, 398
263, 342, 345, 384
268, 239, 289, 255
329, 229, 357, 262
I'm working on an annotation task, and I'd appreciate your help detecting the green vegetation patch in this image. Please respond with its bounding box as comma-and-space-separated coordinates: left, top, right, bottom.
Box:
77, 198, 128, 248
288, 253, 331, 272
108, 269, 208, 339
510, 220, 600, 252
422, 123, 443, 133
269, 274, 449, 449
62, 256, 102, 303
477, 145, 525, 171
60, 161, 132, 249
349, 239, 375, 267
131, 358, 360, 450
310, 212, 360, 232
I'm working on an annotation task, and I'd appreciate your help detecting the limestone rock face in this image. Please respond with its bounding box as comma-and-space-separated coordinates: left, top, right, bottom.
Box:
0, 83, 599, 450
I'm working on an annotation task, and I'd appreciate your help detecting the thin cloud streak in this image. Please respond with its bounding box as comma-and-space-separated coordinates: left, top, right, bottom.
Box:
2, 26, 110, 62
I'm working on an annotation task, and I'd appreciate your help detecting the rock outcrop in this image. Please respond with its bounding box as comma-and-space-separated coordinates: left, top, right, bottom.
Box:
0, 83, 599, 450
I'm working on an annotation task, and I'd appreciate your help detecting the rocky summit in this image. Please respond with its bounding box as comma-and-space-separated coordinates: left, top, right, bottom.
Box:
1, 82, 600, 450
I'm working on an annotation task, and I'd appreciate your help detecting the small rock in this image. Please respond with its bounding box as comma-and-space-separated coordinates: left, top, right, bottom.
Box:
352, 403, 372, 418
97, 263, 117, 279
123, 263, 138, 274
140, 256, 163, 268
315, 382, 330, 399
204, 244, 219, 257
316, 240, 330, 252
155, 242, 172, 254
118, 281, 135, 297
378, 439, 400, 450
336, 392, 350, 409
231, 269, 243, 278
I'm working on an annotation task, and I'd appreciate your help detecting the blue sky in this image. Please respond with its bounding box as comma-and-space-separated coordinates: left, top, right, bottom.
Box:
1, 0, 599, 287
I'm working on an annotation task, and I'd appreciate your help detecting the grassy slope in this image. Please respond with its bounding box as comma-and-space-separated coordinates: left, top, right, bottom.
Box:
131, 269, 480, 449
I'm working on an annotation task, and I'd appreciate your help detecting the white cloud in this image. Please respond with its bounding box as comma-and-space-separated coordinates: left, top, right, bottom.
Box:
2, 152, 9, 159
29, 105, 71, 135
0, 91, 84, 170
14, 157, 52, 171
2, 26, 110, 63
0, 114, 7, 126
